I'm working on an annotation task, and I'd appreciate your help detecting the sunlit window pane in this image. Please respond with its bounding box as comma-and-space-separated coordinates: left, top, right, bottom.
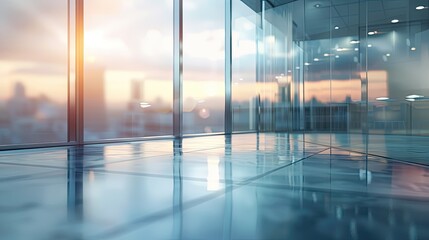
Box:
183, 0, 225, 134
84, 0, 173, 140
0, 0, 68, 145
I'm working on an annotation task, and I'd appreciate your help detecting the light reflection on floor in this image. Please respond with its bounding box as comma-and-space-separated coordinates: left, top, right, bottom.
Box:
0, 133, 428, 240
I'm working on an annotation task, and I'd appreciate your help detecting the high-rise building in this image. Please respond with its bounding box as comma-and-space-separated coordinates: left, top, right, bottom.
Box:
84, 63, 107, 133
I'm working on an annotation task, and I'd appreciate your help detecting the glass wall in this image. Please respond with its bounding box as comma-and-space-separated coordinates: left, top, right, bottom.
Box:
302, 0, 367, 151
0, 0, 68, 145
183, 0, 225, 135
232, 0, 306, 133
252, 0, 429, 161
366, 0, 429, 136
303, 1, 333, 136
84, 0, 173, 140
231, 0, 259, 132
1, 0, 428, 152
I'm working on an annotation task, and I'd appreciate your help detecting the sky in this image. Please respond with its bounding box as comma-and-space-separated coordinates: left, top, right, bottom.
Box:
0, 0, 407, 108
0, 0, 236, 107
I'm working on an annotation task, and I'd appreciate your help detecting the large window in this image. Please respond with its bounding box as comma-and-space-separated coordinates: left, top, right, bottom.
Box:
183, 0, 225, 134
0, 0, 68, 145
84, 0, 173, 140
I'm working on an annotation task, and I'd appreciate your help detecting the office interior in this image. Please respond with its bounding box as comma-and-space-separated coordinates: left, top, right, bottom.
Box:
1, 0, 429, 239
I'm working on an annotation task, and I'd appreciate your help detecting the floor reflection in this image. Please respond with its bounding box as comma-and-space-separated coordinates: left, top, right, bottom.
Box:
0, 133, 428, 239
173, 138, 183, 240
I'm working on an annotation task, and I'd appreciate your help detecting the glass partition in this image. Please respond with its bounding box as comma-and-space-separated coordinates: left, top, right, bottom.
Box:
232, 0, 259, 132
258, 0, 305, 133
367, 0, 429, 136
252, 0, 429, 163
366, 0, 429, 160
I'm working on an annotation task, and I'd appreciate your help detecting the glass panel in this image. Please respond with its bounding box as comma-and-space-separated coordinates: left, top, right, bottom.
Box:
367, 0, 429, 136
260, 2, 279, 132
84, 0, 173, 140
366, 0, 429, 163
330, 1, 366, 152
303, 0, 332, 145
232, 0, 259, 132
0, 0, 68, 145
183, 0, 225, 134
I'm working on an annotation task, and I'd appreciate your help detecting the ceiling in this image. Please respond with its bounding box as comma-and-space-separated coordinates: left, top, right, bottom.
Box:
241, 0, 429, 39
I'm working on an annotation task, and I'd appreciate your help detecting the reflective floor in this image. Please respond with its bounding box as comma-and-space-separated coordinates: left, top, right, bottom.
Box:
1, 133, 429, 240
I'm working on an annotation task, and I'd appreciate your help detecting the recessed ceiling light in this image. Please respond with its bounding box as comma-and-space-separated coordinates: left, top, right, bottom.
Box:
411, 47, 416, 51
391, 19, 399, 23
350, 40, 360, 44
314, 3, 321, 8
323, 53, 330, 56
334, 26, 340, 30
354, 48, 359, 51
386, 53, 391, 57
304, 62, 310, 66
335, 55, 340, 58
314, 58, 320, 62
368, 44, 373, 48
376, 97, 389, 101
406, 94, 424, 99
368, 31, 375, 35
416, 6, 425, 10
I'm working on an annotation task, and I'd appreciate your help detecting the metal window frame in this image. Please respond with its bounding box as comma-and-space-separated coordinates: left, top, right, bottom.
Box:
173, 0, 183, 139
225, 0, 233, 135
74, 0, 84, 144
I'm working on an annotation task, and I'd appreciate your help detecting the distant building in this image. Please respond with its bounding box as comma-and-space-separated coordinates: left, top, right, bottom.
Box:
121, 79, 145, 137
84, 63, 107, 133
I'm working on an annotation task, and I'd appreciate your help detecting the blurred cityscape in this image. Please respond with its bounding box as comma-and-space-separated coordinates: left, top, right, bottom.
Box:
3, 69, 428, 145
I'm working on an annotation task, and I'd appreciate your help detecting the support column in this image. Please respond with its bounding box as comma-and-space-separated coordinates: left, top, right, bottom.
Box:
73, 0, 84, 144
225, 0, 233, 134
173, 0, 184, 138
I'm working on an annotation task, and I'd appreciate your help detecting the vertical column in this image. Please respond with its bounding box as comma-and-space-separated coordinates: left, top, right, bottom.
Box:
261, 1, 266, 132
73, 0, 84, 144
225, 0, 233, 134
174, 0, 184, 138
329, 2, 333, 147
68, 0, 76, 143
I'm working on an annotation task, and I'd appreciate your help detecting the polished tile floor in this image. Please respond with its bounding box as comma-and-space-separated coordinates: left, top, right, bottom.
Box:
1, 133, 429, 240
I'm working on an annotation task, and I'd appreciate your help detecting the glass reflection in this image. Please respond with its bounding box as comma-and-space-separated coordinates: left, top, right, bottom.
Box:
173, 138, 183, 239
67, 147, 83, 223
